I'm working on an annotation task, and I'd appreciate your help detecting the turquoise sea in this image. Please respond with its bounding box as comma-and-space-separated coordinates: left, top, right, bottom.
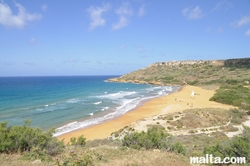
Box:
0, 76, 179, 136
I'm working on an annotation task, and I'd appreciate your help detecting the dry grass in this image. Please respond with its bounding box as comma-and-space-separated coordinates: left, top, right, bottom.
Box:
82, 146, 190, 166
0, 146, 191, 166
0, 154, 45, 166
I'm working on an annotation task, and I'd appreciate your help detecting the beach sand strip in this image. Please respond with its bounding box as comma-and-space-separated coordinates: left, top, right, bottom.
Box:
57, 85, 235, 143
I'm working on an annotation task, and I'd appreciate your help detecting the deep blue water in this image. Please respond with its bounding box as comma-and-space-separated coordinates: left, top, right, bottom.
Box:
0, 76, 179, 136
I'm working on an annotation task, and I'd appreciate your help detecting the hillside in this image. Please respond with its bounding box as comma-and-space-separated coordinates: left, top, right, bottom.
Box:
108, 58, 250, 86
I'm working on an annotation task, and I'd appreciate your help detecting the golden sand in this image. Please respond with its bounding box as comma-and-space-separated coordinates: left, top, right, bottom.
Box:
57, 85, 235, 143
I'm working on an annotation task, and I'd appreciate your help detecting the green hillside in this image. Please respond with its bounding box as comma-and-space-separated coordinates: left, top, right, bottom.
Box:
108, 58, 250, 86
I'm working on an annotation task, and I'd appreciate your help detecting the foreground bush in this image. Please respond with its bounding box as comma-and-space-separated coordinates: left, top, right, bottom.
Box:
0, 120, 64, 161
204, 126, 250, 163
122, 127, 186, 155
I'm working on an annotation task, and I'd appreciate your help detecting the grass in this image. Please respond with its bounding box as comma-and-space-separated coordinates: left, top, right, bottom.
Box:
0, 146, 191, 166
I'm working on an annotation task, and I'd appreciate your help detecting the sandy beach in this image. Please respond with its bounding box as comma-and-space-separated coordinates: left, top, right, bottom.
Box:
57, 85, 235, 143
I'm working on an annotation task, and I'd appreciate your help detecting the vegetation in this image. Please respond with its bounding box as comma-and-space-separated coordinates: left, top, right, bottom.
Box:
0, 120, 64, 161
108, 58, 250, 87
0, 122, 190, 165
122, 127, 186, 155
204, 126, 250, 163
224, 58, 250, 68
210, 84, 250, 111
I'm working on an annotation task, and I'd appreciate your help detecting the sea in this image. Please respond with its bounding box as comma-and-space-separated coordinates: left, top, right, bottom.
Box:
0, 76, 180, 136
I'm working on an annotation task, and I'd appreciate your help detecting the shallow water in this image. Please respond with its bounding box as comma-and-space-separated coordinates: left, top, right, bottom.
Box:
0, 76, 179, 136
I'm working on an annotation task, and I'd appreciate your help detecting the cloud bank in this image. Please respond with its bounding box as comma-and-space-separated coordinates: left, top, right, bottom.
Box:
212, 0, 233, 12
232, 16, 250, 28
182, 6, 203, 20
137, 4, 145, 17
87, 3, 110, 31
112, 2, 133, 30
245, 29, 250, 37
0, 1, 42, 29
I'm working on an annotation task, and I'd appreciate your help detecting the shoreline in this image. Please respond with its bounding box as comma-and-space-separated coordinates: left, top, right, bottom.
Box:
57, 85, 235, 143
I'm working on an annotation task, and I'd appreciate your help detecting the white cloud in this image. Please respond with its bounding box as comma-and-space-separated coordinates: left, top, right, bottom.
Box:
212, 0, 233, 12
41, 4, 48, 12
115, 2, 133, 15
137, 4, 145, 17
87, 3, 110, 31
245, 29, 250, 37
232, 16, 250, 28
182, 6, 203, 20
112, 2, 133, 30
0, 1, 42, 29
113, 16, 130, 30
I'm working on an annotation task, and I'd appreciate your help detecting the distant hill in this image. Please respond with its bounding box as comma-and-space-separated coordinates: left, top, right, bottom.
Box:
108, 58, 250, 86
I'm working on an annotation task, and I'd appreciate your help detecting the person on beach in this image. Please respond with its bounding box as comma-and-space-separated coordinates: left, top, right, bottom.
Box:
191, 90, 195, 99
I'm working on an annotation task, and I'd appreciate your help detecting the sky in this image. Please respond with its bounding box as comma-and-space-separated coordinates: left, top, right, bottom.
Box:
0, 0, 250, 76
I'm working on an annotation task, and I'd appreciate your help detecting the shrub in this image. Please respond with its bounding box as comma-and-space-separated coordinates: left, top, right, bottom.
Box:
122, 127, 186, 155
122, 127, 169, 150
0, 120, 64, 161
203, 126, 250, 163
69, 135, 86, 147
230, 109, 247, 125
170, 142, 186, 155
187, 80, 199, 85
209, 85, 250, 109
56, 149, 95, 166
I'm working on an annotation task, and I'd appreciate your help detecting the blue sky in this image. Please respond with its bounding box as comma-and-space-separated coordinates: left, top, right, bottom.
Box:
0, 0, 250, 76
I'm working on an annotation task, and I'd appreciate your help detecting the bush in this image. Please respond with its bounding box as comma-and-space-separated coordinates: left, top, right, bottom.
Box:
170, 142, 186, 155
56, 150, 95, 166
187, 80, 199, 85
203, 126, 250, 163
69, 135, 86, 147
209, 85, 250, 109
230, 109, 247, 125
0, 120, 64, 161
122, 127, 186, 155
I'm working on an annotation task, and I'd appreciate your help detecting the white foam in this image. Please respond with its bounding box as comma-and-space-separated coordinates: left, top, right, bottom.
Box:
158, 91, 163, 95
66, 98, 80, 103
89, 112, 94, 116
53, 86, 177, 137
53, 117, 112, 137
97, 91, 136, 99
94, 101, 102, 105
101, 107, 109, 111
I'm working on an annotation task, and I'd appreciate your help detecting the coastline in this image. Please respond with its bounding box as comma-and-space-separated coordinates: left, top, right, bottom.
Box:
57, 85, 235, 143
